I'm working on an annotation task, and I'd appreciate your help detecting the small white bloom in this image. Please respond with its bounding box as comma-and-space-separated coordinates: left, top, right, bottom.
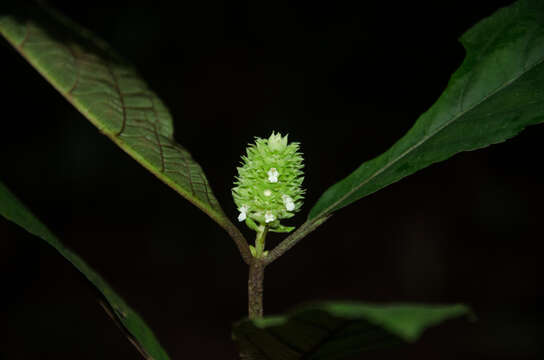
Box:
282, 194, 295, 211
267, 168, 279, 183
238, 205, 248, 222
264, 211, 275, 223
263, 189, 272, 197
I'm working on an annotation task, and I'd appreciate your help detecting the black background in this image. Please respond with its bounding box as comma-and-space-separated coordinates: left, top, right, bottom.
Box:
1, 1, 543, 359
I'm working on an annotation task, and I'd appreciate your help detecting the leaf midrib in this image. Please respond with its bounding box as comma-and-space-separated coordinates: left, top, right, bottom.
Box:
312, 40, 544, 221
1, 24, 224, 219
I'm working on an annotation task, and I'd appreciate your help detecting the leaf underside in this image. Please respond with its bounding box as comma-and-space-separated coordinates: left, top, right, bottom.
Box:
0, 2, 230, 229
233, 302, 472, 360
309, 0, 544, 220
0, 181, 171, 360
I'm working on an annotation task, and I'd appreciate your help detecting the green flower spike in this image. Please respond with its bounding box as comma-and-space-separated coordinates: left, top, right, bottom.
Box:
233, 132, 305, 258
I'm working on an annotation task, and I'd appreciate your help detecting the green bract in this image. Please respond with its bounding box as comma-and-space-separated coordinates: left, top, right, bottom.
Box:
233, 132, 305, 233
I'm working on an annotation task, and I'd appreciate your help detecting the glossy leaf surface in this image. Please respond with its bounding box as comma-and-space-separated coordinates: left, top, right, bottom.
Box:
309, 0, 544, 220
0, 2, 233, 231
0, 181, 171, 360
234, 302, 472, 360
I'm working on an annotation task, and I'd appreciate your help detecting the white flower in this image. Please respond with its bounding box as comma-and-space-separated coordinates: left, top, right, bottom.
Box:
238, 205, 248, 222
282, 194, 295, 211
267, 168, 279, 183
263, 189, 272, 197
264, 211, 275, 223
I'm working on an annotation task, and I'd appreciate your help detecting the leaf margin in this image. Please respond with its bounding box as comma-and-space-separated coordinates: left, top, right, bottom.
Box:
0, 3, 251, 263
307, 0, 544, 221
0, 180, 171, 360
233, 301, 474, 360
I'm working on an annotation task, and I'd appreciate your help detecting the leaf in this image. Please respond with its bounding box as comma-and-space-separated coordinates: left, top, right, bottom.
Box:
308, 0, 544, 221
233, 302, 473, 360
0, 181, 171, 360
0, 2, 233, 232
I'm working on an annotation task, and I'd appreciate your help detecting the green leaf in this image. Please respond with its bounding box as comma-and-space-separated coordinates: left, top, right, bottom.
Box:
0, 181, 171, 360
308, 0, 544, 221
233, 302, 473, 360
0, 2, 230, 231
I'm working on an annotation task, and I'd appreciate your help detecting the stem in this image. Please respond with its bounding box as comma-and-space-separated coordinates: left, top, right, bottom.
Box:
246, 216, 330, 318
248, 259, 265, 318
254, 226, 268, 258
248, 226, 268, 318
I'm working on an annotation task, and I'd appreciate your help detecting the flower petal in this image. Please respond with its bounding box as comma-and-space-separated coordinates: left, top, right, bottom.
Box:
264, 212, 275, 223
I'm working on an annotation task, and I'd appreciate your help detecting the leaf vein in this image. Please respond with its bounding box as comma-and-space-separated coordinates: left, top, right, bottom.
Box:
317, 42, 544, 220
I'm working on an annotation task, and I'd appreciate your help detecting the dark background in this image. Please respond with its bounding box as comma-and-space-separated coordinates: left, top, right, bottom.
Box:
1, 1, 543, 359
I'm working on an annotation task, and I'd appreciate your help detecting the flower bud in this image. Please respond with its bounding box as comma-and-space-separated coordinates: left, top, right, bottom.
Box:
267, 131, 288, 152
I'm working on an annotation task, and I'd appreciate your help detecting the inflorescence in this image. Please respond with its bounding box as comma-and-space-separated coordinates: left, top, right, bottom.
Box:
232, 132, 305, 234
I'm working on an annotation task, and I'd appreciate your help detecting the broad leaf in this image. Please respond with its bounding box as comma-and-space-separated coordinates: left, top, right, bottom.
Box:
233, 302, 472, 360
0, 2, 231, 232
309, 0, 544, 220
0, 181, 171, 360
